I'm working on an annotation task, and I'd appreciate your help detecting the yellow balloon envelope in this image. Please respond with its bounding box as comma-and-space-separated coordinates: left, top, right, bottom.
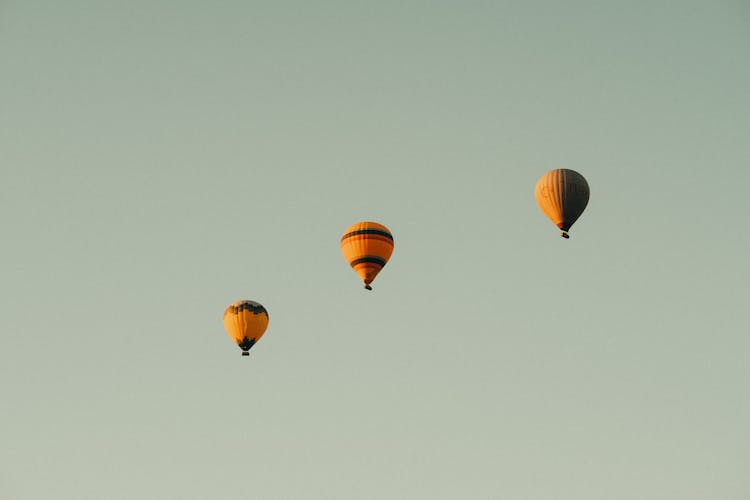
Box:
535, 169, 590, 238
340, 221, 394, 290
223, 300, 269, 356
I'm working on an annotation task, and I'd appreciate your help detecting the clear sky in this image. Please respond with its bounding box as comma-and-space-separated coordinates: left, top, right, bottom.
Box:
1, 1, 749, 499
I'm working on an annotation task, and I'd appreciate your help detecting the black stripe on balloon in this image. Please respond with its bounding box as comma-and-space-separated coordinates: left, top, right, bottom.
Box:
350, 256, 386, 267
341, 229, 393, 242
238, 337, 256, 351
230, 302, 268, 316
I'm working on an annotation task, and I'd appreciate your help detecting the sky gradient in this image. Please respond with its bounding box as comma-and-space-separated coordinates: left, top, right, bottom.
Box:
2, 1, 749, 498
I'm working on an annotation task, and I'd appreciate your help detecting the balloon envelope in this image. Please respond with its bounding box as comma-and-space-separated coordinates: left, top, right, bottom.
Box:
340, 221, 394, 290
223, 300, 269, 355
535, 169, 590, 237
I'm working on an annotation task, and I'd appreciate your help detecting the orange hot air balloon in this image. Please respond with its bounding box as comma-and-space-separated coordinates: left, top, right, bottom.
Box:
222, 300, 269, 356
535, 169, 590, 239
340, 221, 394, 290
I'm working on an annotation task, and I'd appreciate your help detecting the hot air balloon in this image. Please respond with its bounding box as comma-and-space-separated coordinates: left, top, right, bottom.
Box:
222, 300, 269, 356
340, 221, 394, 290
535, 169, 590, 239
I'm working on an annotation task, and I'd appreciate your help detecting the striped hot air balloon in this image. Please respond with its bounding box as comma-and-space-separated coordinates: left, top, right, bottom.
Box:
340, 221, 394, 290
222, 300, 269, 356
535, 169, 590, 239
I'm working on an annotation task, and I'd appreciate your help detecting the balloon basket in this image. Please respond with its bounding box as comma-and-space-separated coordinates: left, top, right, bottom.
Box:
241, 351, 250, 356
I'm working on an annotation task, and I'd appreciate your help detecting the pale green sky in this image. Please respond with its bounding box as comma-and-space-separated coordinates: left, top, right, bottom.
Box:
1, 1, 749, 499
